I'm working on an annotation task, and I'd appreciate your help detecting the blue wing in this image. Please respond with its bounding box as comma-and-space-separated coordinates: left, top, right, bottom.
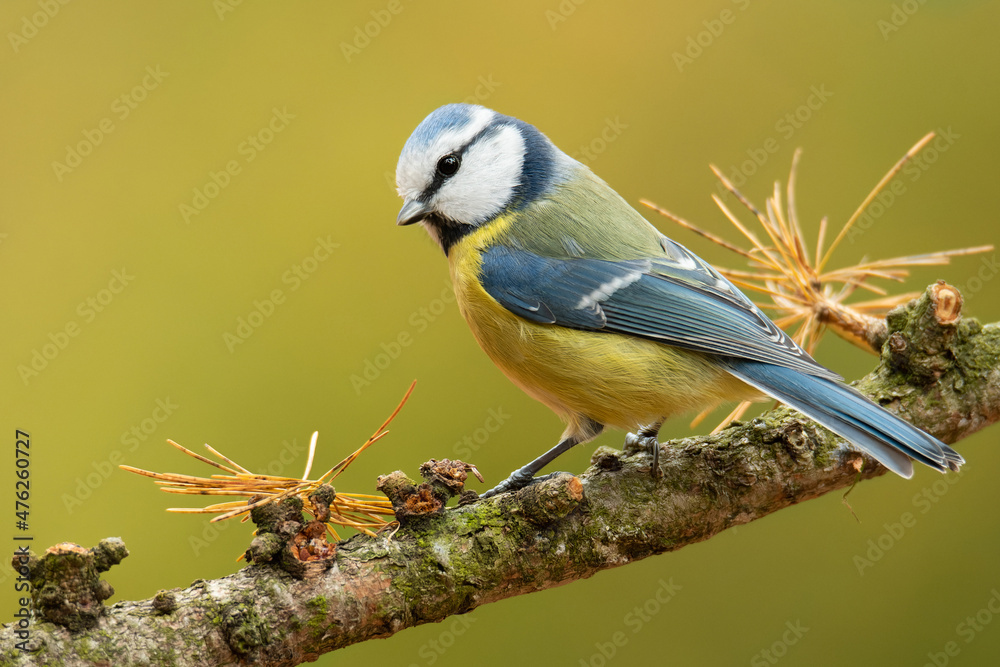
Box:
479, 242, 839, 380
479, 242, 964, 475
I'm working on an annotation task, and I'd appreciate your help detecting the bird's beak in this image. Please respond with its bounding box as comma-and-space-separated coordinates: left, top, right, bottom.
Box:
396, 199, 431, 226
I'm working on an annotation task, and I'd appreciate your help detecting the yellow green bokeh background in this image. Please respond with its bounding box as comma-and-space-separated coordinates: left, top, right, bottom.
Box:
2, 1, 999, 664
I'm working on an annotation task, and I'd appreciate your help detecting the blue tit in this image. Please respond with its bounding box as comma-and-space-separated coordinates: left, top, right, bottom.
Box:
395, 103, 964, 498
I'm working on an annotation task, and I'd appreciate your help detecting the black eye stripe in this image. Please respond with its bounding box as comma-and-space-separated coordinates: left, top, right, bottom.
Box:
421, 124, 504, 201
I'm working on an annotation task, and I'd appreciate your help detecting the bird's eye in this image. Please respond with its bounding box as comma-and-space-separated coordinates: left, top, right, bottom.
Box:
436, 154, 461, 177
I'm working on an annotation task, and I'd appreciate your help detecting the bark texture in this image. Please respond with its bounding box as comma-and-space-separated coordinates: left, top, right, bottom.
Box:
2, 283, 997, 666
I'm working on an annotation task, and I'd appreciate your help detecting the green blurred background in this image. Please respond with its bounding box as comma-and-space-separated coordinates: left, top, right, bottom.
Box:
2, 1, 999, 664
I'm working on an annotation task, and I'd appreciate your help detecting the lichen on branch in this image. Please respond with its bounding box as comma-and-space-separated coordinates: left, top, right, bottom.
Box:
1, 283, 997, 667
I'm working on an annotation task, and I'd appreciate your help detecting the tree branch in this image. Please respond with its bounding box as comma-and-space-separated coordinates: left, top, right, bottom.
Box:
3, 282, 998, 666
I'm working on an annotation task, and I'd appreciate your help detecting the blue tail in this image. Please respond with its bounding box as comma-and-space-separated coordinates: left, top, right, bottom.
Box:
724, 359, 964, 478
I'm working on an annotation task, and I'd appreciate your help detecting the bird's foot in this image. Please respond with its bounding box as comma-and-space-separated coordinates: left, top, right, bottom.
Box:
478, 470, 563, 499
624, 431, 663, 478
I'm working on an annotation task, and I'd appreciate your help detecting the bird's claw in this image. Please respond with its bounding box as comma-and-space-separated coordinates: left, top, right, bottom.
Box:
624, 432, 663, 478
478, 470, 563, 499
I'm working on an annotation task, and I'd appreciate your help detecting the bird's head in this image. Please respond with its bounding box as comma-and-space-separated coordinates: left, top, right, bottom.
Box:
395, 104, 570, 253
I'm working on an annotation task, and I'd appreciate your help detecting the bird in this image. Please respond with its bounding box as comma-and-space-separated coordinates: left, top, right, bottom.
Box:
394, 103, 964, 498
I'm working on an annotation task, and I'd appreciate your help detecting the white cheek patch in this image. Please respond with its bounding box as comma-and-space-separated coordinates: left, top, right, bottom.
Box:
396, 159, 428, 201
433, 125, 525, 224
395, 107, 495, 200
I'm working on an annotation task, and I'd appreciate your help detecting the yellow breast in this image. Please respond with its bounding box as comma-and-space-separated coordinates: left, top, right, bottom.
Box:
446, 216, 756, 434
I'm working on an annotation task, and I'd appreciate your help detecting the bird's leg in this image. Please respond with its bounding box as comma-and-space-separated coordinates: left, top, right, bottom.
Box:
479, 418, 604, 498
478, 435, 582, 498
624, 419, 665, 478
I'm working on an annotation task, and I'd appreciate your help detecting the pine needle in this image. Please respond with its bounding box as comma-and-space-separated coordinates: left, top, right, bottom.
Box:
643, 135, 992, 428
120, 382, 418, 541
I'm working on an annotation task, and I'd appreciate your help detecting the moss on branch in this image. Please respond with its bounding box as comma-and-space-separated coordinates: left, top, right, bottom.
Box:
2, 283, 997, 667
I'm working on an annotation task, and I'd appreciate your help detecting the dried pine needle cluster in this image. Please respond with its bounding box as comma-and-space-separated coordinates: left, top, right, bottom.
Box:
641, 133, 992, 430
120, 382, 417, 543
